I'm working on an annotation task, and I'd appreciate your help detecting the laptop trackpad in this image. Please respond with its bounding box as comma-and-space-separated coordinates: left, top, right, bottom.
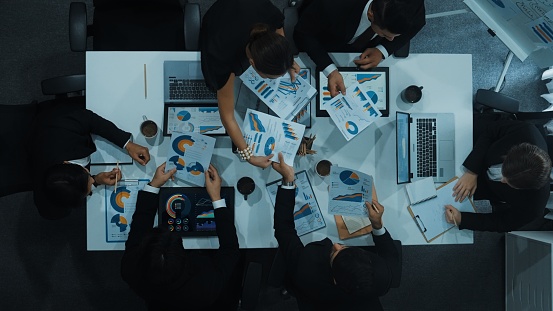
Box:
439, 140, 454, 160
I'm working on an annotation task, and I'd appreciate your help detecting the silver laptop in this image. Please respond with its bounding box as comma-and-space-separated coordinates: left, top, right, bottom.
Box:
163, 60, 217, 103
396, 111, 455, 183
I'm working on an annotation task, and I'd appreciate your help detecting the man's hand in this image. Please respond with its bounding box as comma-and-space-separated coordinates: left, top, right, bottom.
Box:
366, 200, 384, 230
94, 168, 121, 186
205, 164, 222, 201
288, 61, 300, 82
150, 163, 176, 188
452, 171, 478, 202
353, 48, 383, 70
445, 205, 462, 226
327, 70, 346, 97
248, 154, 274, 169
271, 152, 295, 182
125, 142, 150, 165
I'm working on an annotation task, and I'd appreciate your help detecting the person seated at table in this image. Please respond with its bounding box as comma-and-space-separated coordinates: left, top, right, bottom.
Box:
294, 0, 426, 97
200, 0, 299, 168
121, 163, 241, 310
271, 153, 400, 310
30, 98, 150, 220
447, 119, 552, 232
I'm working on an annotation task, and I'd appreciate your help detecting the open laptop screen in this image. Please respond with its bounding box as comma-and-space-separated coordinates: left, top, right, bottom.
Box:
396, 112, 410, 184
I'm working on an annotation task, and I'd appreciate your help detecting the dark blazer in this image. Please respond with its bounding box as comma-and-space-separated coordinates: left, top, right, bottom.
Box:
273, 187, 399, 310
460, 120, 550, 232
294, 0, 426, 70
200, 0, 284, 91
121, 190, 240, 310
29, 97, 131, 219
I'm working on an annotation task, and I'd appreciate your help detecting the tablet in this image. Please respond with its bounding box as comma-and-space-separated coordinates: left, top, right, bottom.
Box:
316, 67, 389, 117
158, 187, 235, 237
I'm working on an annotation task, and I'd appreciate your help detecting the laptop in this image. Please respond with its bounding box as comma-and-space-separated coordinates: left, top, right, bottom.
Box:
396, 111, 455, 184
158, 187, 234, 237
163, 60, 217, 103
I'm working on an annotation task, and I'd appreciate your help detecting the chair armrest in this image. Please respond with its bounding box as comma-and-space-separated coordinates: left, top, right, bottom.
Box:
475, 89, 520, 114
183, 3, 200, 51
69, 2, 88, 52
283, 7, 299, 56
41, 74, 86, 96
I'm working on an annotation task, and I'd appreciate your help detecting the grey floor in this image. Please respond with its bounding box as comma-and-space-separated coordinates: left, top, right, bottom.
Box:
0, 0, 548, 310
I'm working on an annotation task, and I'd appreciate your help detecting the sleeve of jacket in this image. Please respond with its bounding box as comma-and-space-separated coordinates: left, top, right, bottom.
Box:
213, 207, 240, 285
79, 109, 131, 148
293, 2, 334, 70
372, 230, 400, 285
273, 187, 305, 268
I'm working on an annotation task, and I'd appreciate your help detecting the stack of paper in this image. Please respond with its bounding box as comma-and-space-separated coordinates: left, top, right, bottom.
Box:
322, 82, 382, 141
328, 166, 373, 217
165, 131, 216, 186
239, 66, 317, 120
405, 177, 437, 205
342, 216, 371, 234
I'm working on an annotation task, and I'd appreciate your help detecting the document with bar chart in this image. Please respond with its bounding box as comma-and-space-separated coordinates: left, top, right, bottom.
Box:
239, 66, 317, 120
323, 82, 382, 141
328, 166, 373, 217
242, 108, 305, 166
266, 171, 325, 236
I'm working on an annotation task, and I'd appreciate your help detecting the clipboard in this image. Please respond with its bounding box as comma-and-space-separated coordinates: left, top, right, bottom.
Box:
334, 181, 378, 240
407, 177, 477, 243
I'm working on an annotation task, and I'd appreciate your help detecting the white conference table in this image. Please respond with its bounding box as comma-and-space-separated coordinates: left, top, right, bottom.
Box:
86, 51, 473, 251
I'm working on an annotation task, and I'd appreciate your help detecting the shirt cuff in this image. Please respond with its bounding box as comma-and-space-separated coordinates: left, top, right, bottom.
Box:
123, 137, 131, 149
375, 45, 389, 60
323, 63, 338, 77
372, 226, 386, 236
280, 184, 296, 190
142, 183, 160, 194
212, 199, 227, 209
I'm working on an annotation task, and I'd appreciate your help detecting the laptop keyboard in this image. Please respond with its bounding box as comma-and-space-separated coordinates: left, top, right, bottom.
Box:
416, 118, 437, 177
169, 79, 217, 100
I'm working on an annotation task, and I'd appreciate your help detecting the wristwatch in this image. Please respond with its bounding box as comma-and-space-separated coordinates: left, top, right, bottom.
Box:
282, 179, 295, 187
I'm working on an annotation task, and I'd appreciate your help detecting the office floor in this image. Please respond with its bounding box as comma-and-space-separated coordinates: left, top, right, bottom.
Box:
0, 0, 549, 310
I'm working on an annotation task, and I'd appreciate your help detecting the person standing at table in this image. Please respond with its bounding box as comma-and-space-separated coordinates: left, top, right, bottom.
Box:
121, 163, 241, 310
294, 0, 426, 97
271, 153, 400, 310
30, 97, 150, 220
447, 120, 552, 232
200, 0, 299, 168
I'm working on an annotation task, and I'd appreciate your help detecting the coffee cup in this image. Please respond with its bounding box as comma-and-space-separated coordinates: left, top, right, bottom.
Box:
140, 115, 158, 138
315, 159, 332, 177
237, 177, 255, 200
401, 85, 423, 103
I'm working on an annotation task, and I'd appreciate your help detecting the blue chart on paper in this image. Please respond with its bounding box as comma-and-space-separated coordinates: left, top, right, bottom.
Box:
177, 110, 191, 121
264, 137, 276, 155
345, 121, 358, 135
340, 170, 360, 185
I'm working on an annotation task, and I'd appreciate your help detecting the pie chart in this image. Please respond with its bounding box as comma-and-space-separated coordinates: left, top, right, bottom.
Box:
367, 91, 378, 104
340, 170, 360, 185
177, 110, 191, 121
345, 121, 358, 135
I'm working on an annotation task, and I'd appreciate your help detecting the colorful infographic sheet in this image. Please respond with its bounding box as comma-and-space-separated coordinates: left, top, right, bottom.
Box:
266, 171, 325, 236
105, 179, 149, 243
166, 106, 225, 135
319, 70, 387, 111
242, 108, 305, 166
328, 166, 373, 217
323, 82, 382, 141
292, 69, 313, 127
240, 66, 317, 120
165, 131, 216, 186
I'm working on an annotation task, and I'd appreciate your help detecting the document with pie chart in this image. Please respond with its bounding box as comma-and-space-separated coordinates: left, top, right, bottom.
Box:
328, 166, 373, 217
165, 131, 216, 186
323, 82, 382, 141
104, 179, 149, 243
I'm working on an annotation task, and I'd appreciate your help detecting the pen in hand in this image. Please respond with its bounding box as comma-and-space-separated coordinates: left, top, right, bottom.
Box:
449, 210, 457, 227
371, 203, 380, 214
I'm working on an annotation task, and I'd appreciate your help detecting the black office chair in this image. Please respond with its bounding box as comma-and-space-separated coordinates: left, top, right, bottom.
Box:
283, 7, 299, 56
0, 75, 85, 198
240, 261, 263, 311
69, 0, 200, 51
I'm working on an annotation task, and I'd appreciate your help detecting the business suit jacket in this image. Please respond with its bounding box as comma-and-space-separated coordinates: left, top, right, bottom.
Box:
273, 187, 399, 310
460, 120, 550, 232
121, 190, 240, 310
200, 0, 284, 91
294, 0, 426, 71
29, 97, 131, 219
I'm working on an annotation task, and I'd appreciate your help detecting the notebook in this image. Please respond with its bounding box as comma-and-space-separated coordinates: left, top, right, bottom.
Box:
163, 60, 217, 104
407, 177, 476, 243
396, 111, 455, 183
405, 177, 436, 205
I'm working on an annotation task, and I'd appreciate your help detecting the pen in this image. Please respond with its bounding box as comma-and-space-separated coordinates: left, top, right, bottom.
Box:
450, 210, 457, 227
371, 203, 380, 214
114, 160, 119, 192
